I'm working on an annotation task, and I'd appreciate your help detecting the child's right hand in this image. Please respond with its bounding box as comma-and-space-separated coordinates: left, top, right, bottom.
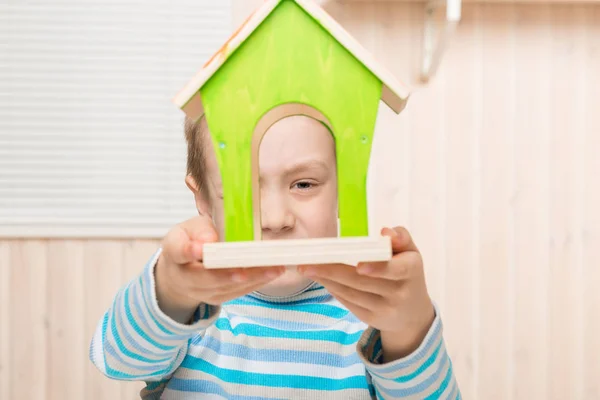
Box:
155, 215, 286, 324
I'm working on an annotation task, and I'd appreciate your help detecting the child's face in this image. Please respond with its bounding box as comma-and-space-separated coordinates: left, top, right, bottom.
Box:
192, 115, 339, 295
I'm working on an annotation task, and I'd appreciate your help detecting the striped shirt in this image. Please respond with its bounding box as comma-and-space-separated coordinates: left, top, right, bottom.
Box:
90, 249, 460, 399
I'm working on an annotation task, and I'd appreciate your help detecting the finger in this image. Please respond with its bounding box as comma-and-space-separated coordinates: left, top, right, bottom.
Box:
299, 264, 398, 295
382, 226, 419, 254
162, 225, 196, 265
356, 251, 421, 281
331, 295, 373, 326
163, 216, 218, 265
313, 277, 385, 311
181, 215, 219, 244
185, 265, 286, 289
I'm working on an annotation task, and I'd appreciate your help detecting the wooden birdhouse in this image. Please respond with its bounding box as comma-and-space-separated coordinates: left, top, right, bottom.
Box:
173, 0, 410, 268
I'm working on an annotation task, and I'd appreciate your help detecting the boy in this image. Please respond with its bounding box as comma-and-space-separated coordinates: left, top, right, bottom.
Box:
90, 115, 460, 399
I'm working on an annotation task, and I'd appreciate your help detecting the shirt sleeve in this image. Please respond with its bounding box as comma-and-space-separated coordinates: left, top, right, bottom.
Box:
89, 248, 221, 382
356, 306, 461, 399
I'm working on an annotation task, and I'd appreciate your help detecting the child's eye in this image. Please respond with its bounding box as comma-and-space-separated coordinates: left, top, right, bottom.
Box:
292, 181, 317, 191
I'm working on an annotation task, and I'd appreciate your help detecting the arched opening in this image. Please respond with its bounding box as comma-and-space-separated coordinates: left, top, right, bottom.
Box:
250, 103, 337, 240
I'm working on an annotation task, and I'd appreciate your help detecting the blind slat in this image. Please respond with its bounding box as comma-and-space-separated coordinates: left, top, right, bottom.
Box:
0, 0, 232, 238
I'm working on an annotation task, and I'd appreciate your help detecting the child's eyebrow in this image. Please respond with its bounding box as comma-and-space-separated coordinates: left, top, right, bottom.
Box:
281, 159, 329, 178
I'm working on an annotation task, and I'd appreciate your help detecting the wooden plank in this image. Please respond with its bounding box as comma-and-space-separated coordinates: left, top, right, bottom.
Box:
547, 5, 587, 400
583, 6, 600, 398
405, 0, 447, 305
83, 241, 125, 400
441, 4, 478, 398
511, 4, 551, 399
476, 4, 514, 398
0, 225, 170, 240
9, 240, 47, 400
203, 236, 392, 269
46, 240, 85, 400
0, 241, 10, 400
121, 239, 160, 282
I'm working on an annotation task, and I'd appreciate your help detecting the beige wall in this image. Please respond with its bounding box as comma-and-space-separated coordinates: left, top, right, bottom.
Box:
2, 1, 600, 399
0, 240, 157, 399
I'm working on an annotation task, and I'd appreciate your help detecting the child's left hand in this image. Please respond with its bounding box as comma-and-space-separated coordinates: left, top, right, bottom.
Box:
298, 227, 435, 361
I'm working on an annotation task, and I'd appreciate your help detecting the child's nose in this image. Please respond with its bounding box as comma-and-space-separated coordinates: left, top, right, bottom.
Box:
260, 192, 295, 237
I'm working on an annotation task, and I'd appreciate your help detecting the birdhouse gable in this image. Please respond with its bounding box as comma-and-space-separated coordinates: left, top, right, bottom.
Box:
173, 0, 410, 122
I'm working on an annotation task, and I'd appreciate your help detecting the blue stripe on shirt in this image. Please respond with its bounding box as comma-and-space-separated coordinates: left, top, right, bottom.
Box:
139, 275, 185, 338
109, 293, 169, 365
368, 340, 443, 383
423, 360, 454, 400
226, 312, 331, 330
214, 318, 363, 345
123, 286, 177, 352
167, 378, 286, 400
226, 297, 351, 319
114, 293, 173, 364
189, 334, 363, 368
140, 265, 187, 336
371, 320, 443, 374
132, 278, 197, 342
394, 341, 443, 383
179, 357, 369, 390
375, 354, 450, 398
104, 339, 172, 374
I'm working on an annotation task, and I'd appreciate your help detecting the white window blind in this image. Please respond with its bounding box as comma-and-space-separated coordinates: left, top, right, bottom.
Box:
0, 0, 233, 238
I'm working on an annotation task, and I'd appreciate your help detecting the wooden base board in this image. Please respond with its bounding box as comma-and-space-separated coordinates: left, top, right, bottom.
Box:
202, 236, 392, 269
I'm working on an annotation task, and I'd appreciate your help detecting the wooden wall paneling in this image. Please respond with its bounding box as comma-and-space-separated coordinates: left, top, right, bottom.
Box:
511, 4, 551, 399
366, 1, 415, 232
46, 241, 86, 400
83, 241, 127, 400
121, 240, 160, 284
384, 2, 416, 229
547, 4, 588, 399
0, 241, 10, 400
441, 4, 479, 398
10, 240, 48, 399
477, 4, 515, 399
583, 7, 600, 398
405, 8, 448, 306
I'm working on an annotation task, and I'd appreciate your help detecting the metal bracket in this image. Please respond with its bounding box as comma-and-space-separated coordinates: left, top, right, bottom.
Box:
421, 0, 462, 82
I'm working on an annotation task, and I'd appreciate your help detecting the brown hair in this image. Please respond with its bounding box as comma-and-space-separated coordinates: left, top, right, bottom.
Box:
184, 115, 207, 195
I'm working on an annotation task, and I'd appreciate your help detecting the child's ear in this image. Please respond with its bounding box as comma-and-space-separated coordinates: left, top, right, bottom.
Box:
185, 175, 211, 217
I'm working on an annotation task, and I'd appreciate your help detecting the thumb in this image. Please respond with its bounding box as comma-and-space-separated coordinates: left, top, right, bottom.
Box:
382, 226, 418, 254
163, 216, 218, 265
